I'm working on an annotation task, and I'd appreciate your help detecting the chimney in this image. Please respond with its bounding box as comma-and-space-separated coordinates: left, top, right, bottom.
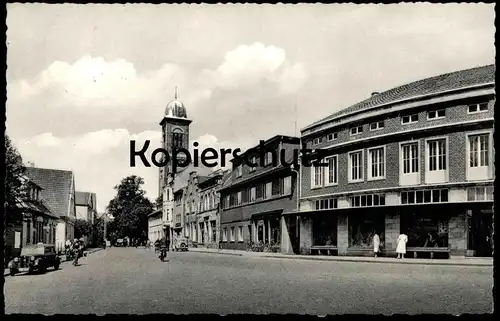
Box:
371, 92, 379, 97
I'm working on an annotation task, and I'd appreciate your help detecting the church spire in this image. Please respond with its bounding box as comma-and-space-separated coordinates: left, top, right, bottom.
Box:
175, 86, 178, 100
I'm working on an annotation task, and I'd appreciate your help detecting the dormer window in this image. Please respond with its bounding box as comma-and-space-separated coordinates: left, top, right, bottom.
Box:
350, 125, 363, 136
264, 152, 274, 166
468, 102, 489, 114
236, 165, 242, 178
250, 156, 257, 172
327, 133, 338, 141
313, 137, 323, 145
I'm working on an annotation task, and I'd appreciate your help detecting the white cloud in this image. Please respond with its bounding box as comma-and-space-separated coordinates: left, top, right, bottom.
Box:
201, 42, 307, 93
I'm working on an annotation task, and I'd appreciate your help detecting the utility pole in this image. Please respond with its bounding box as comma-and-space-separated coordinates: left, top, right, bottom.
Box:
103, 213, 107, 246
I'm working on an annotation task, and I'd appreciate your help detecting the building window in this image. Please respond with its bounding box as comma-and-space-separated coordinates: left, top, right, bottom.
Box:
469, 134, 489, 168
311, 161, 324, 188
369, 121, 385, 131
401, 189, 449, 204
348, 150, 363, 183
313, 214, 337, 246
325, 156, 338, 185
350, 125, 363, 136
428, 139, 446, 172
172, 131, 184, 148
368, 147, 385, 180
348, 212, 385, 249
313, 137, 323, 145
468, 102, 489, 114
230, 227, 235, 242
402, 143, 419, 174
467, 186, 494, 201
427, 109, 446, 120
236, 191, 242, 206
236, 165, 242, 178
264, 182, 272, 199
315, 198, 338, 210
250, 156, 257, 172
250, 187, 256, 202
350, 194, 385, 207
283, 176, 292, 195
327, 133, 338, 141
237, 226, 244, 242
401, 114, 418, 124
222, 228, 227, 242
400, 212, 449, 248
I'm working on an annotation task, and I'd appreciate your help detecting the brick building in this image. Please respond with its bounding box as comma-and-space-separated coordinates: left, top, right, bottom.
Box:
219, 135, 300, 253
185, 169, 228, 248
292, 64, 494, 259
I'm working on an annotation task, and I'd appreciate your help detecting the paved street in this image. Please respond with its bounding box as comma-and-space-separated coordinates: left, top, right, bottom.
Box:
5, 247, 493, 315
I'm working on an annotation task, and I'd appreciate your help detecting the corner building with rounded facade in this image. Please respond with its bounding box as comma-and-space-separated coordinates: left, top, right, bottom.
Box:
295, 64, 494, 259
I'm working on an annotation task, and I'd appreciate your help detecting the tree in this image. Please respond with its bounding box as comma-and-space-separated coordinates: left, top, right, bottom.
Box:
74, 219, 93, 239
106, 175, 153, 241
4, 134, 27, 230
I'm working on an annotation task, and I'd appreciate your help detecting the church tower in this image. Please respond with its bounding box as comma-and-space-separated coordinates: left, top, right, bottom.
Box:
158, 87, 193, 194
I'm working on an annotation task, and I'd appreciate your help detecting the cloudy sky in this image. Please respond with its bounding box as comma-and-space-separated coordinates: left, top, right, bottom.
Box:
6, 3, 495, 212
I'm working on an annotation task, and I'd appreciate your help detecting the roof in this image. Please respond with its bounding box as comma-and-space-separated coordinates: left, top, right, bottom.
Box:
172, 163, 214, 193
148, 208, 162, 218
231, 135, 300, 163
16, 198, 59, 219
75, 191, 97, 209
304, 64, 495, 132
26, 167, 74, 218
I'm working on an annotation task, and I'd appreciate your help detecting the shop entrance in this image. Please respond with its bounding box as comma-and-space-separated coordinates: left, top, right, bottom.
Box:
469, 210, 493, 257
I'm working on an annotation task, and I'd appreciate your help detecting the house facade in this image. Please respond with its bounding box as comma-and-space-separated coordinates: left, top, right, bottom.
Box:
27, 167, 77, 253
4, 177, 60, 263
148, 208, 163, 242
185, 169, 227, 248
75, 191, 97, 245
219, 135, 300, 254
293, 64, 494, 259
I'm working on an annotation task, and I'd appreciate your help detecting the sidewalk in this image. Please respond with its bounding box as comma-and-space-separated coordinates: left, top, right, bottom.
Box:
188, 247, 493, 267
4, 247, 105, 277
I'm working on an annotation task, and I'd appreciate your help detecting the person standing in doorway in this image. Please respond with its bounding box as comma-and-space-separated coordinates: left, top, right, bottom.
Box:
373, 231, 380, 257
396, 232, 408, 259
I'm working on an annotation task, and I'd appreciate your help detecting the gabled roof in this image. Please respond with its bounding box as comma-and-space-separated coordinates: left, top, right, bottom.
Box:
26, 167, 74, 218
75, 191, 97, 209
172, 163, 214, 193
304, 64, 495, 132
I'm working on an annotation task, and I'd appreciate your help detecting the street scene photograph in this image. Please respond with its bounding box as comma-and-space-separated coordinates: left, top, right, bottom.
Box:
4, 3, 494, 315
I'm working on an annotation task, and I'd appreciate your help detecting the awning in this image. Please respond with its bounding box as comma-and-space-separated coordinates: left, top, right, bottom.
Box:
250, 209, 283, 221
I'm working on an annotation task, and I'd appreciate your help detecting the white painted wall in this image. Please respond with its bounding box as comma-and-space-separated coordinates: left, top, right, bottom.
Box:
56, 221, 66, 252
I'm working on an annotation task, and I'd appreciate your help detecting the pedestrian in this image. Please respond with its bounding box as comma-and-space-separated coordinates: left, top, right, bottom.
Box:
396, 232, 408, 259
373, 231, 380, 257
158, 234, 170, 261
72, 238, 82, 266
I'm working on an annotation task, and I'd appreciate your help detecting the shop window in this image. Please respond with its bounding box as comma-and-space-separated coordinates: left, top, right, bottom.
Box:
348, 212, 385, 248
315, 198, 338, 210
230, 227, 235, 242
400, 212, 449, 248
350, 194, 385, 207
467, 186, 494, 201
248, 225, 252, 242
221, 228, 227, 242
237, 226, 243, 242
313, 214, 337, 246
257, 225, 264, 242
401, 189, 448, 204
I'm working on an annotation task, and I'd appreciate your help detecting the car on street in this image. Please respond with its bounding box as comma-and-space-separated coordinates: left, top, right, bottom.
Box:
173, 237, 189, 252
7, 243, 61, 276
115, 239, 124, 247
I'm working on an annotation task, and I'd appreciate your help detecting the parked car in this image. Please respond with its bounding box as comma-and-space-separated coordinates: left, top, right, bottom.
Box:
115, 239, 124, 247
173, 237, 189, 252
8, 243, 61, 276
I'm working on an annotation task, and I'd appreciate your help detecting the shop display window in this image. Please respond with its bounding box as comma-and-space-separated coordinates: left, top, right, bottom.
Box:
313, 215, 337, 246
348, 212, 385, 248
400, 212, 448, 247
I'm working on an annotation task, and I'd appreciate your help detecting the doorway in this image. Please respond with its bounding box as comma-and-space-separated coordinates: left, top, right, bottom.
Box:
287, 216, 300, 254
469, 211, 493, 257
